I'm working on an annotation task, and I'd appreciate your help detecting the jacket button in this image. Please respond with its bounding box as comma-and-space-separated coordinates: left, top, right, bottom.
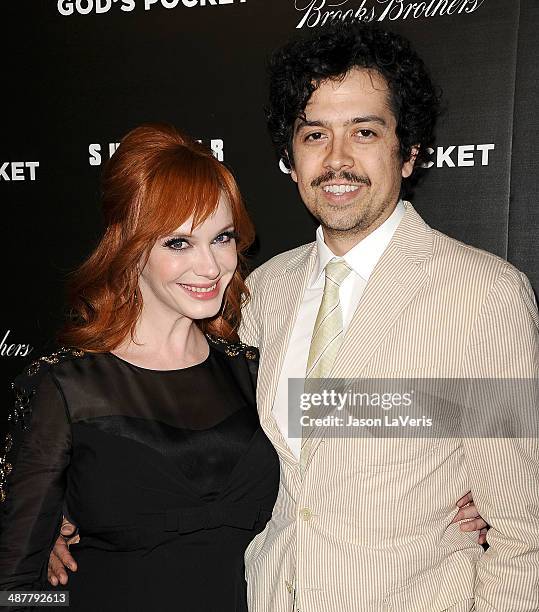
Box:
299, 507, 313, 521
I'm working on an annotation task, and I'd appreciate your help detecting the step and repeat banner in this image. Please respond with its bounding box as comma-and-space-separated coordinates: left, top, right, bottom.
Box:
2, 0, 537, 428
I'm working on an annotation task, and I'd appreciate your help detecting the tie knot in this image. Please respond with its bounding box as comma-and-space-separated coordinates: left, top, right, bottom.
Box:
325, 258, 351, 287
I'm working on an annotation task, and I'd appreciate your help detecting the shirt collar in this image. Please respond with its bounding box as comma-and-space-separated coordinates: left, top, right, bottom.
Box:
310, 200, 405, 287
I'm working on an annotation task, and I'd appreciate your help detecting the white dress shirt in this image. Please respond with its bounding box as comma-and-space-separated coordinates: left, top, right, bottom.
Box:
272, 201, 405, 458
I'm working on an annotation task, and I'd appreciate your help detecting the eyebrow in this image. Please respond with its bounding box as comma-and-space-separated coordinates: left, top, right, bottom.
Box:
295, 115, 388, 132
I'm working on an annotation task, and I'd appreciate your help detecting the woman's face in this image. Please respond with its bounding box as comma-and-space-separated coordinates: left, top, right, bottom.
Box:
139, 194, 238, 323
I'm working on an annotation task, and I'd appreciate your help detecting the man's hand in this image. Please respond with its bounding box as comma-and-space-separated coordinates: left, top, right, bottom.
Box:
48, 517, 79, 586
452, 491, 489, 545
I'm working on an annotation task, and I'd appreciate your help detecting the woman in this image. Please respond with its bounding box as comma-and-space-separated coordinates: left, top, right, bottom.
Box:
0, 124, 488, 611
0, 124, 280, 610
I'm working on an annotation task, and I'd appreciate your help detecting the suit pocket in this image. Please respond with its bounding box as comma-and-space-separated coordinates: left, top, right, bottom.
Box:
383, 552, 476, 611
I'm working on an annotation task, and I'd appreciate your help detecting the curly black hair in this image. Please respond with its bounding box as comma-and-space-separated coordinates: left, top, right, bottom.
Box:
266, 21, 440, 172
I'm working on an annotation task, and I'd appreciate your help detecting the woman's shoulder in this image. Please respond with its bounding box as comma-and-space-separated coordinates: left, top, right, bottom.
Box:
21, 346, 86, 378
205, 334, 259, 362
17, 346, 86, 381
205, 334, 260, 389
14, 346, 89, 398
9, 347, 86, 434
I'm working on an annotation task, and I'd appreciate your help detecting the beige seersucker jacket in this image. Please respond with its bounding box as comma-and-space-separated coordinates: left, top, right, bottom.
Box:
239, 202, 539, 612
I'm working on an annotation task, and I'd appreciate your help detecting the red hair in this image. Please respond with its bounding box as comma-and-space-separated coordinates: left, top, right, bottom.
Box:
59, 124, 255, 352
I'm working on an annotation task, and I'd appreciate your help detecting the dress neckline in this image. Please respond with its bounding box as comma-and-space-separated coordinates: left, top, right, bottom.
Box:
107, 344, 212, 373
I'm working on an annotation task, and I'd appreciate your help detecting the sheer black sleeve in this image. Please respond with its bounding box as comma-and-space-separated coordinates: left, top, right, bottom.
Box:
0, 370, 71, 591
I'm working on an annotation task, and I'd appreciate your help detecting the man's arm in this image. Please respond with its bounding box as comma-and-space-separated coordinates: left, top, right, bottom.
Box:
463, 265, 539, 611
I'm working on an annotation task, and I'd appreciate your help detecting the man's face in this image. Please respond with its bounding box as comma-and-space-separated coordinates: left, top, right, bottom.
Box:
290, 68, 416, 249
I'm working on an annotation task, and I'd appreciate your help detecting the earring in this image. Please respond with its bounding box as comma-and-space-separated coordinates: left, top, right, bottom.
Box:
279, 158, 292, 174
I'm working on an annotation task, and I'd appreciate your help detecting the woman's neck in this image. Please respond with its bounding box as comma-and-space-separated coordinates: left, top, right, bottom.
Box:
111, 310, 209, 371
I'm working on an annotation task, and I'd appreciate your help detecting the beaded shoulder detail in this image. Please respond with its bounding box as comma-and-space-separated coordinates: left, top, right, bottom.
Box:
1, 382, 34, 501
24, 347, 85, 377
0, 433, 13, 503
205, 334, 258, 360
8, 347, 84, 430
0, 383, 29, 502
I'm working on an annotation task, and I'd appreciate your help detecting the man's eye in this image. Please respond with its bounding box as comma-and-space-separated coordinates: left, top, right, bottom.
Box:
305, 132, 325, 142
163, 238, 189, 250
356, 129, 375, 138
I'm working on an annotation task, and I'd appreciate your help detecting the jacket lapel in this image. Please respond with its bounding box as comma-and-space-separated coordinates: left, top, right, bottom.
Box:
257, 243, 318, 465
333, 204, 433, 377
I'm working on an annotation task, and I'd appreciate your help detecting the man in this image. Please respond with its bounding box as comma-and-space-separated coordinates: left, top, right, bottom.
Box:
237, 22, 539, 612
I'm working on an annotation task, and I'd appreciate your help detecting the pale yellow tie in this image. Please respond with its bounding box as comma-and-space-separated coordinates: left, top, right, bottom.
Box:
301, 259, 351, 470
306, 258, 352, 379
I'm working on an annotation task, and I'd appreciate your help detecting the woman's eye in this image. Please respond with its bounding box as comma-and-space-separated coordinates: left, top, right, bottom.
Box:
163, 238, 189, 250
212, 231, 237, 245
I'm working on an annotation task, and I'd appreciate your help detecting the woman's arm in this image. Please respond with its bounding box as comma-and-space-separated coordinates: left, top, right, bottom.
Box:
0, 370, 71, 591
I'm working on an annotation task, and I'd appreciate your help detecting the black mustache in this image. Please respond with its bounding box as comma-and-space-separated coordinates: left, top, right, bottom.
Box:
311, 171, 371, 188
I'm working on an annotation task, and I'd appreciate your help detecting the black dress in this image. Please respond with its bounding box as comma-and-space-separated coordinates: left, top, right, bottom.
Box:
0, 336, 279, 611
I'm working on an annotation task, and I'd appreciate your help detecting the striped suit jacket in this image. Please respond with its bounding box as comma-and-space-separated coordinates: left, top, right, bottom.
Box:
239, 203, 539, 612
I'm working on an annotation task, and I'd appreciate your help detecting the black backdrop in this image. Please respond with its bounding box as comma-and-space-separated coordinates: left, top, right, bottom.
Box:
2, 0, 537, 433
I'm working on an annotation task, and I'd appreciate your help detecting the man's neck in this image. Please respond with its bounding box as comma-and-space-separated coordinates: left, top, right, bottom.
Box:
321, 202, 400, 255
